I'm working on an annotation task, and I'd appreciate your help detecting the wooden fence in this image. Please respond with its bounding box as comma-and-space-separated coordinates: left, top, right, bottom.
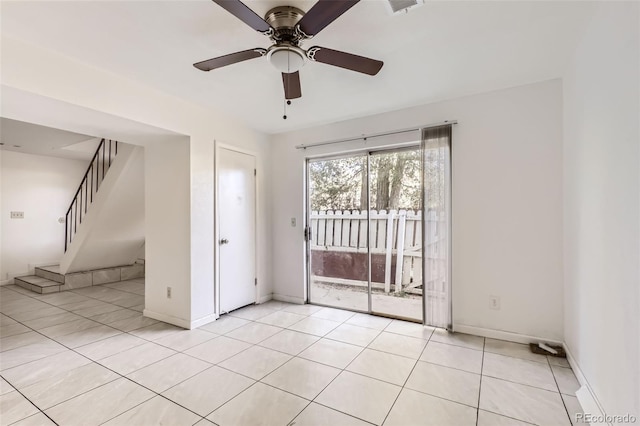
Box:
309, 209, 447, 295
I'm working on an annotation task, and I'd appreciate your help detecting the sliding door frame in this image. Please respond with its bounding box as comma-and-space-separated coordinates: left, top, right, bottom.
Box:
305, 144, 424, 324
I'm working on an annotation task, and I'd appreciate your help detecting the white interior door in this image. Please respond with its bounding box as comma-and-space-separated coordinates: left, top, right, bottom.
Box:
218, 147, 256, 313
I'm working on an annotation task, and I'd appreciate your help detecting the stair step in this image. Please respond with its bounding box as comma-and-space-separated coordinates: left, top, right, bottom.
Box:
35, 265, 65, 283
14, 263, 144, 294
15, 276, 61, 294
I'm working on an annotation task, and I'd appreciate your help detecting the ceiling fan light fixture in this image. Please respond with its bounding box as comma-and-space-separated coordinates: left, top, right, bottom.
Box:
267, 46, 305, 74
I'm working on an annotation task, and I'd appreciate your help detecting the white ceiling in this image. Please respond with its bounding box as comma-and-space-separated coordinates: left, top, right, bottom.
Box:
0, 1, 594, 134
0, 118, 100, 161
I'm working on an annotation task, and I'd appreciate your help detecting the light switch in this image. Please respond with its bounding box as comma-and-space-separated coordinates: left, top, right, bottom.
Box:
10, 212, 24, 219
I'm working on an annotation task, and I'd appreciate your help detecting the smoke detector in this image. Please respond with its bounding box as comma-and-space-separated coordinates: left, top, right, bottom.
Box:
386, 0, 424, 15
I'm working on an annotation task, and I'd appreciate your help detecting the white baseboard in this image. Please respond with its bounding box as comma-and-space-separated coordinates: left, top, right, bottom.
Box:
143, 309, 190, 329
144, 309, 221, 330
272, 293, 305, 305
564, 343, 607, 425
453, 324, 563, 346
189, 312, 219, 329
0, 279, 13, 286
257, 294, 273, 304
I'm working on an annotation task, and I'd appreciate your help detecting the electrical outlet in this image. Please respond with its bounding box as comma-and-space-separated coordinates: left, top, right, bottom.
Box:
167, 287, 172, 299
10, 211, 24, 219
489, 295, 500, 310
291, 218, 296, 227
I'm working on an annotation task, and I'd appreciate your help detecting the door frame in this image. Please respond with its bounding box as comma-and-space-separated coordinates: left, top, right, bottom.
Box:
304, 144, 424, 323
214, 142, 258, 316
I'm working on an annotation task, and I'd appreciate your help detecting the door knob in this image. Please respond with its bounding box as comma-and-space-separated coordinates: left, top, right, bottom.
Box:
220, 238, 229, 245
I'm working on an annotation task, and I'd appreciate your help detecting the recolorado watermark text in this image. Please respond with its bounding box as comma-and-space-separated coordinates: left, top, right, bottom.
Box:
576, 413, 637, 424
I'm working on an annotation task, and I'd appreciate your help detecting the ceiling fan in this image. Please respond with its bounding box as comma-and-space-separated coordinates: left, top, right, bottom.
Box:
194, 0, 384, 103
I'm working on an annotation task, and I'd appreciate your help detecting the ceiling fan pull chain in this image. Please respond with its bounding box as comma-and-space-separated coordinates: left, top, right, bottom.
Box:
284, 52, 289, 119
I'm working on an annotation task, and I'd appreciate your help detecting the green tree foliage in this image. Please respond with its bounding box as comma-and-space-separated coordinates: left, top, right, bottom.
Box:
309, 156, 365, 211
309, 150, 422, 211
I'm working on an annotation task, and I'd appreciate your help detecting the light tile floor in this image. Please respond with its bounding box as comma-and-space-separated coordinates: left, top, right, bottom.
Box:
0, 281, 583, 426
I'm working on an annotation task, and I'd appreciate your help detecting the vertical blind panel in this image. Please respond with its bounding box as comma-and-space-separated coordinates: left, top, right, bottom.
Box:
422, 125, 452, 329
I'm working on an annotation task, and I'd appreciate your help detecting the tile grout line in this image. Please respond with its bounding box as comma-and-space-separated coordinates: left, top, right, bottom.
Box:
195, 307, 309, 423
0, 285, 192, 424
3, 295, 419, 425
151, 303, 317, 423
1, 377, 60, 426
476, 337, 486, 426
549, 356, 575, 425
93, 314, 291, 426
93, 379, 204, 426
3, 289, 574, 426
285, 318, 376, 426
1, 296, 145, 416
3, 285, 136, 335
478, 346, 569, 425
479, 408, 538, 425
479, 373, 564, 394
3, 286, 215, 425
334, 328, 385, 371
386, 332, 495, 411
3, 288, 566, 382
289, 325, 487, 412
378, 323, 435, 426
202, 307, 368, 424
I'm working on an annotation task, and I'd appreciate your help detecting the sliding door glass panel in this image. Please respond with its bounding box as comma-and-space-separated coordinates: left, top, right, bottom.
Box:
369, 148, 423, 321
307, 155, 369, 312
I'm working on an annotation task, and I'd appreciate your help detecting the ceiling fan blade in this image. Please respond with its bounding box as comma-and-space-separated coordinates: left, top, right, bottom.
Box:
212, 0, 273, 34
194, 48, 266, 71
307, 47, 383, 76
282, 71, 302, 99
297, 0, 359, 37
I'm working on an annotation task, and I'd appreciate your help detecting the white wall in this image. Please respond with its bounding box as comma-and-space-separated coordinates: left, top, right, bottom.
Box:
563, 2, 639, 418
1, 37, 272, 328
0, 150, 88, 282
136, 243, 145, 261
270, 79, 564, 342
144, 140, 192, 324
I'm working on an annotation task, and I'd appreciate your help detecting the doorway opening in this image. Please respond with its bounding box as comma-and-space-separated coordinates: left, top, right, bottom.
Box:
306, 146, 424, 322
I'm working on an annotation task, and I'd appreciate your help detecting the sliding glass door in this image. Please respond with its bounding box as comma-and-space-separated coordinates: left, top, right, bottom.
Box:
307, 155, 369, 312
306, 147, 424, 322
369, 149, 423, 320
306, 125, 453, 326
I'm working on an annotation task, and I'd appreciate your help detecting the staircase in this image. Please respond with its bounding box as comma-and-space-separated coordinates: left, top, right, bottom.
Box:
64, 138, 118, 252
15, 263, 144, 294
60, 140, 144, 274
14, 137, 146, 294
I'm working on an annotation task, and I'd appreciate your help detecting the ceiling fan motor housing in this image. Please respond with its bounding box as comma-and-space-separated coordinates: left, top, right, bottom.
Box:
265, 6, 306, 43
